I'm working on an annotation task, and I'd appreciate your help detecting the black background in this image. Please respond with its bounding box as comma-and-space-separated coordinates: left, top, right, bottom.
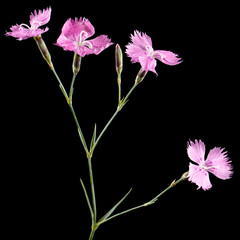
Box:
2, 0, 239, 239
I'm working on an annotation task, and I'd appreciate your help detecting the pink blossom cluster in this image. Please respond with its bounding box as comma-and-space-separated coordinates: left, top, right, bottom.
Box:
5, 7, 182, 74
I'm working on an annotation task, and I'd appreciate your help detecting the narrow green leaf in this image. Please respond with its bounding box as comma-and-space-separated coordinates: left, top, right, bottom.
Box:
77, 128, 88, 154
98, 188, 132, 224
90, 123, 97, 151
80, 178, 94, 219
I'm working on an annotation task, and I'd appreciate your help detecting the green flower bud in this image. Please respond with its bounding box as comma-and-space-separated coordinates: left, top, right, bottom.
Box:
115, 44, 123, 77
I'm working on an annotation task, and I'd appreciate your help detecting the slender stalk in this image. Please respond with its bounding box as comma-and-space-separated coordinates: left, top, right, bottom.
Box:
117, 74, 121, 105
69, 104, 89, 155
69, 74, 77, 104
91, 108, 119, 155
119, 83, 138, 110
99, 172, 188, 224
88, 157, 97, 223
90, 82, 138, 156
34, 39, 94, 239
51, 67, 89, 156
51, 67, 69, 103
88, 229, 96, 240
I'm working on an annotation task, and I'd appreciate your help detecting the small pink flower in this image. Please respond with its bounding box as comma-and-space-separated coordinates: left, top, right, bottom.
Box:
126, 31, 182, 75
5, 7, 51, 41
187, 139, 233, 190
56, 17, 113, 57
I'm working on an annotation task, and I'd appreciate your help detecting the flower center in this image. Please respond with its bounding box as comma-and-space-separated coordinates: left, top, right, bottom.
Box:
145, 45, 154, 56
78, 31, 93, 49
19, 21, 42, 30
200, 163, 215, 171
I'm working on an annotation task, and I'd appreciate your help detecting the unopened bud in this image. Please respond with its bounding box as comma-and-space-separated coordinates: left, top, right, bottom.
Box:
72, 53, 82, 76
135, 69, 147, 84
34, 35, 53, 69
115, 44, 123, 76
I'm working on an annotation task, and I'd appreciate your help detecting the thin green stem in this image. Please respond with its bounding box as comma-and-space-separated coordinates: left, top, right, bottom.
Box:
117, 74, 121, 105
51, 67, 69, 103
69, 104, 89, 155
88, 157, 97, 223
119, 83, 138, 110
90, 82, 138, 156
99, 172, 188, 224
91, 108, 119, 155
69, 74, 77, 104
34, 38, 88, 155
51, 67, 89, 156
88, 229, 96, 240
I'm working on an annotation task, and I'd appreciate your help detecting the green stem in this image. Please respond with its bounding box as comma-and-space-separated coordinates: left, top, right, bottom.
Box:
34, 38, 88, 155
99, 172, 188, 224
119, 83, 138, 110
88, 229, 96, 240
69, 74, 77, 104
51, 68, 88, 156
90, 82, 138, 156
69, 104, 89, 155
51, 67, 69, 103
91, 108, 119, 154
117, 74, 121, 105
88, 157, 97, 223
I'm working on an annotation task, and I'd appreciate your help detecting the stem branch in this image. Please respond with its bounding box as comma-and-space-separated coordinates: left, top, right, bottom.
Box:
100, 172, 188, 224
90, 82, 138, 156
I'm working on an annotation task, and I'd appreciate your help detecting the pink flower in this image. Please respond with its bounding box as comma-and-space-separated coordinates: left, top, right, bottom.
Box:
187, 139, 233, 190
5, 7, 51, 41
56, 18, 113, 57
126, 31, 182, 75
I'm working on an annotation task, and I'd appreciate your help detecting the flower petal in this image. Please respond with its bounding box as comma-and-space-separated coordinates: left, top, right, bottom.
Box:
187, 139, 206, 165
206, 147, 233, 180
130, 31, 152, 49
139, 56, 157, 75
56, 34, 78, 52
88, 35, 113, 55
188, 163, 212, 190
29, 7, 51, 28
125, 43, 146, 63
154, 50, 182, 66
5, 24, 48, 40
125, 31, 153, 64
58, 17, 95, 43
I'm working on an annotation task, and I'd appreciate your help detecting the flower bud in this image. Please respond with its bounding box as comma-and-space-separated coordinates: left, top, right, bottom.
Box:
72, 53, 82, 76
34, 35, 53, 69
115, 44, 123, 76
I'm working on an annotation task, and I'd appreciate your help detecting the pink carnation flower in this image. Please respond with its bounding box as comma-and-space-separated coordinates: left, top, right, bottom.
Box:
126, 31, 182, 75
187, 139, 233, 190
56, 17, 113, 57
5, 7, 51, 41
